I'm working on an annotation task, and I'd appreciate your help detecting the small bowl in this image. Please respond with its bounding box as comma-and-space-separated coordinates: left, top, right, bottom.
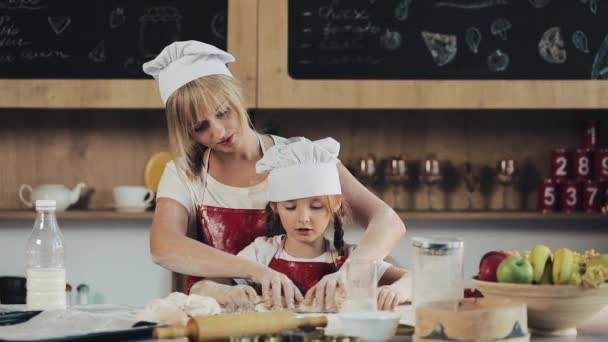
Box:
340, 311, 401, 342
473, 279, 608, 336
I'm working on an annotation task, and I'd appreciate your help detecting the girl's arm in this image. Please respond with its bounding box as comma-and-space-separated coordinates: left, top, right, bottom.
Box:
378, 266, 412, 310
338, 163, 406, 259
150, 198, 302, 308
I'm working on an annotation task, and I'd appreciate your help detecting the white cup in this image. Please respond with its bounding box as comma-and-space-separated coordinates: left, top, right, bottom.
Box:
112, 186, 154, 209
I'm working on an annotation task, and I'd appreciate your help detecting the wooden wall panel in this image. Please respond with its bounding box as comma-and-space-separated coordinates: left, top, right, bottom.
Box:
255, 110, 607, 211
0, 109, 169, 209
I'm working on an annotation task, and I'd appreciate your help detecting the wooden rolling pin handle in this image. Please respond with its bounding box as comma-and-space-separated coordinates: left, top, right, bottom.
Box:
153, 325, 193, 341
298, 315, 328, 329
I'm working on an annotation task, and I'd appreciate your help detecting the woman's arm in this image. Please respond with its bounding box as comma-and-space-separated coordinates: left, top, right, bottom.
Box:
150, 198, 302, 308
150, 198, 263, 278
338, 163, 406, 259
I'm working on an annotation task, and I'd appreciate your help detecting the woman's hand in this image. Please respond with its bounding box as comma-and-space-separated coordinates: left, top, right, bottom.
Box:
250, 264, 304, 309
190, 281, 258, 312
303, 271, 346, 312
377, 284, 408, 311
216, 284, 259, 311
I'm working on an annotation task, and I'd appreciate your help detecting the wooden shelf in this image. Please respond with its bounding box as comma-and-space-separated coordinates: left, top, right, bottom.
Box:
397, 211, 608, 220
0, 210, 605, 221
0, 210, 154, 220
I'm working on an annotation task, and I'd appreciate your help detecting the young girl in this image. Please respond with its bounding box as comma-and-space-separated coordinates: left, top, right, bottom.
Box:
143, 40, 406, 311
236, 137, 411, 311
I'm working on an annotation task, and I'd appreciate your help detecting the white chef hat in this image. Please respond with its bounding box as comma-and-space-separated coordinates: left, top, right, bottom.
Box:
142, 40, 235, 105
257, 137, 342, 202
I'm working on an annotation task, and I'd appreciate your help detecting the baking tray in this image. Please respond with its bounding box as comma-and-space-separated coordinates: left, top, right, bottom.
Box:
0, 310, 159, 342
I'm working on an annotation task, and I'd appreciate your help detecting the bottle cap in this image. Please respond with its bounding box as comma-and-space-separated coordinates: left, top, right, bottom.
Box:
35, 200, 57, 211
412, 236, 463, 250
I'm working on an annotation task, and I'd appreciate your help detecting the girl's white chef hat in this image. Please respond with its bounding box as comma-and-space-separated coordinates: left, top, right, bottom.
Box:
257, 137, 342, 202
142, 40, 235, 104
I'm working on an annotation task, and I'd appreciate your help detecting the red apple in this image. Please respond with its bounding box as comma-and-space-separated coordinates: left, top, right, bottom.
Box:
477, 251, 511, 282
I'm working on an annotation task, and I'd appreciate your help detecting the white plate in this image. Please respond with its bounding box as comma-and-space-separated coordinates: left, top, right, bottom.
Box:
111, 204, 149, 212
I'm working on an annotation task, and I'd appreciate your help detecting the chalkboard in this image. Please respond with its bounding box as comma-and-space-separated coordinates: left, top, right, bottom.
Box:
0, 0, 227, 79
288, 0, 608, 80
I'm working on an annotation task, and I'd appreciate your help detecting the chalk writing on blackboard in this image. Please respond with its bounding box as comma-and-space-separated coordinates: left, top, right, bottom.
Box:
138, 7, 182, 59
211, 11, 226, 39
379, 29, 401, 51
109, 8, 125, 29
539, 26, 567, 64
47, 16, 70, 35
490, 18, 511, 40
88, 41, 105, 62
0, 0, 227, 78
0, 0, 47, 10
288, 0, 608, 80
591, 33, 608, 79
422, 31, 457, 67
465, 27, 482, 54
572, 30, 590, 54
488, 49, 509, 72
394, 0, 413, 21
432, 0, 509, 10
528, 0, 552, 9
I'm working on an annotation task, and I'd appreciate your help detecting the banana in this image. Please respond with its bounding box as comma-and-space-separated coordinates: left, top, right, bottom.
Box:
582, 266, 605, 288
568, 263, 582, 286
539, 259, 553, 284
553, 247, 574, 285
587, 254, 608, 272
530, 244, 552, 283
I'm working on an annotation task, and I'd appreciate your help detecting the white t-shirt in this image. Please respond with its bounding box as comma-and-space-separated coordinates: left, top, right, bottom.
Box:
156, 135, 288, 216
237, 235, 392, 278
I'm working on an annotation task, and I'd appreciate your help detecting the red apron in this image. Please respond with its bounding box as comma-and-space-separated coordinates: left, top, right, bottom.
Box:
184, 135, 269, 294
267, 239, 339, 295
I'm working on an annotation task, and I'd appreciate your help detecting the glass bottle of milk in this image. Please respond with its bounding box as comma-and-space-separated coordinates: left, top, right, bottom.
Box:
25, 200, 66, 310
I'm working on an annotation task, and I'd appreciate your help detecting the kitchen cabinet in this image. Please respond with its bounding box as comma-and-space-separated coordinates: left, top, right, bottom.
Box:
0, 0, 258, 109
257, 0, 608, 109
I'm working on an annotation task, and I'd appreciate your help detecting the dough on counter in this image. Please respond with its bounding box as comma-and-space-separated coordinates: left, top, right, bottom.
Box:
183, 294, 221, 316
137, 292, 221, 325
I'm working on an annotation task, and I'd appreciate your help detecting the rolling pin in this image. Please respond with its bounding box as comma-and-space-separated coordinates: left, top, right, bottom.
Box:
153, 311, 328, 341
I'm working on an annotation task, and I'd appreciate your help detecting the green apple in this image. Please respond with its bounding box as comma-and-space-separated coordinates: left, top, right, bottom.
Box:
496, 256, 533, 284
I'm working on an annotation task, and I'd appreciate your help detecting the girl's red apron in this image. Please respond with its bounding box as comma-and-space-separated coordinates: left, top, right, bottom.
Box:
267, 238, 339, 295
184, 135, 269, 293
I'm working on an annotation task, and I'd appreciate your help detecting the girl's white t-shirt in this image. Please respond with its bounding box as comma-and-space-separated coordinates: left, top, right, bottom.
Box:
237, 235, 392, 278
156, 135, 288, 215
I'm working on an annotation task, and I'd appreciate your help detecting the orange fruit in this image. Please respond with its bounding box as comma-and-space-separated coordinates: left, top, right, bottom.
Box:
144, 151, 172, 193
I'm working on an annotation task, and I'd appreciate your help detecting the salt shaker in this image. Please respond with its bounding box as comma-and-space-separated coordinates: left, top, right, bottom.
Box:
412, 237, 464, 308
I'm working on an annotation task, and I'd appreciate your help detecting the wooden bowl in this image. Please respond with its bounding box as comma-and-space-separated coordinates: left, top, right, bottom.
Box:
472, 279, 608, 336
414, 298, 529, 342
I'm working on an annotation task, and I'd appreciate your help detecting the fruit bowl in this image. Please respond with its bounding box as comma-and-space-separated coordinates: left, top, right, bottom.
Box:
472, 278, 608, 336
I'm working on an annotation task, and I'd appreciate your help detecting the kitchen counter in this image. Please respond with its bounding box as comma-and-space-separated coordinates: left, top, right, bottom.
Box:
1, 304, 606, 341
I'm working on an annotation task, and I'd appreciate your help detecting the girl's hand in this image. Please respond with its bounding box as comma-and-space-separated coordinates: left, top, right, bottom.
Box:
250, 264, 304, 309
303, 271, 346, 312
377, 284, 407, 311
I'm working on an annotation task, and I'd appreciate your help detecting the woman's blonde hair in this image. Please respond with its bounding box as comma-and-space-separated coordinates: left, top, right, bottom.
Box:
165, 75, 253, 180
266, 195, 349, 256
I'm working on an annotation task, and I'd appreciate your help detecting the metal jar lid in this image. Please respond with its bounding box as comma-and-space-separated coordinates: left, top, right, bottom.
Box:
412, 237, 463, 249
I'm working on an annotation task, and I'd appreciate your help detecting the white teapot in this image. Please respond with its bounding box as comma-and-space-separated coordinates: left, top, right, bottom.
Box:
19, 183, 86, 211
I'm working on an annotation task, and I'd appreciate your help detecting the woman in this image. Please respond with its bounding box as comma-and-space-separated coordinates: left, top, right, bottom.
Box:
143, 41, 405, 311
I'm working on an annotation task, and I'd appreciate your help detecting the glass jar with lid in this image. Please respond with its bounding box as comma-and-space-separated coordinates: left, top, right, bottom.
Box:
412, 236, 464, 308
